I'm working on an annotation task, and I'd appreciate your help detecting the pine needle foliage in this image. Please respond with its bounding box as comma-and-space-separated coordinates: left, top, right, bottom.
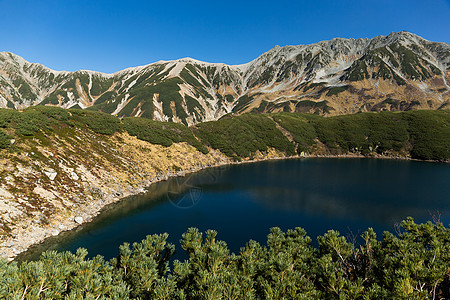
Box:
1, 219, 449, 299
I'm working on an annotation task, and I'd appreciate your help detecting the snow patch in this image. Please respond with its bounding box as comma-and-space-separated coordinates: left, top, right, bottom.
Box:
168, 61, 186, 77
112, 94, 130, 116
176, 57, 228, 68
157, 62, 175, 76
0, 95, 7, 108
67, 91, 74, 102
153, 94, 169, 122
88, 73, 93, 95
417, 82, 430, 92
125, 77, 139, 93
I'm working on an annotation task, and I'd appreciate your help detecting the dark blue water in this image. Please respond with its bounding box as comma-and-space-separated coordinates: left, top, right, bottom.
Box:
17, 158, 450, 262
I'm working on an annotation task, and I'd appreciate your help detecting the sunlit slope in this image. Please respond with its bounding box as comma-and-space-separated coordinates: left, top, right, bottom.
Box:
1, 32, 449, 124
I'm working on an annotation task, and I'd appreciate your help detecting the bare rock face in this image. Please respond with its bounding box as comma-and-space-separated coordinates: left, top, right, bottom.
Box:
1, 31, 449, 123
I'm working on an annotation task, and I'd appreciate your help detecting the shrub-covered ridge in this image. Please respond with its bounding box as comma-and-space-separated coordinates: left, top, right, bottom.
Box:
195, 110, 450, 161
1, 218, 449, 299
1, 107, 449, 161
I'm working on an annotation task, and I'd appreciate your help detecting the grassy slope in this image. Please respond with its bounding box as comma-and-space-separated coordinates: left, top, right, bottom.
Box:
1, 107, 449, 162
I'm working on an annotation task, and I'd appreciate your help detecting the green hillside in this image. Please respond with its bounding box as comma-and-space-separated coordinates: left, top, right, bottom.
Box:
1, 107, 449, 162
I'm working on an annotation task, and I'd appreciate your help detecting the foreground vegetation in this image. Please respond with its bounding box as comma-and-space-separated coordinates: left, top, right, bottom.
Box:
0, 106, 449, 162
0, 218, 448, 299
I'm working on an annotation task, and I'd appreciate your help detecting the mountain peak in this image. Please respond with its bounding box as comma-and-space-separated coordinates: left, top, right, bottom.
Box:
368, 31, 426, 48
175, 57, 226, 66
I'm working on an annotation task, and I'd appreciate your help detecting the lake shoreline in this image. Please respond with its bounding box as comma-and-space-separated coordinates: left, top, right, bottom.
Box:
3, 151, 443, 262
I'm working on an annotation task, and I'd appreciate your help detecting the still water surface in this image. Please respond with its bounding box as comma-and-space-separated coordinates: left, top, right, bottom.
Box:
17, 158, 450, 261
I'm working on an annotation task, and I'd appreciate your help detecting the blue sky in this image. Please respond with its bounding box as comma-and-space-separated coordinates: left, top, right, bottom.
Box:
0, 0, 449, 73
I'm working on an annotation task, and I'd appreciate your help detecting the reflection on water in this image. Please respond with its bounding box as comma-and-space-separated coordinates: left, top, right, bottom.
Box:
16, 158, 450, 262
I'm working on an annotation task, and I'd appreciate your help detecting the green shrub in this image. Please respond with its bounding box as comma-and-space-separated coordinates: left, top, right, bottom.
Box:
195, 113, 295, 159
302, 81, 326, 92
403, 110, 450, 161
1, 219, 449, 299
271, 113, 318, 153
0, 130, 10, 149
0, 107, 448, 161
326, 85, 349, 96
0, 109, 15, 128
232, 95, 254, 112
14, 108, 53, 136
123, 117, 208, 153
33, 106, 71, 121
346, 60, 369, 81
69, 109, 122, 135
309, 112, 412, 155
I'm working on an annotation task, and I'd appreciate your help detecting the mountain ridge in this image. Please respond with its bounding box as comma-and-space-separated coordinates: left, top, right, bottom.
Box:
1, 31, 449, 124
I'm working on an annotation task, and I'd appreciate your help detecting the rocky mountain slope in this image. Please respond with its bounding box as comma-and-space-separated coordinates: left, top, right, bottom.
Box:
1, 32, 449, 124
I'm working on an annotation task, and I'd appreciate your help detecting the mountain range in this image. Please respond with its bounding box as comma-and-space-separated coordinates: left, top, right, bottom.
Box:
1, 31, 449, 124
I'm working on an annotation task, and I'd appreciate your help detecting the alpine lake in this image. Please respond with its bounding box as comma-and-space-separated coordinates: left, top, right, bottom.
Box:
16, 158, 450, 262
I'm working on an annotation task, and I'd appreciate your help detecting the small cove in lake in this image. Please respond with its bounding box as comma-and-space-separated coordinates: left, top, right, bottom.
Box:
16, 158, 450, 262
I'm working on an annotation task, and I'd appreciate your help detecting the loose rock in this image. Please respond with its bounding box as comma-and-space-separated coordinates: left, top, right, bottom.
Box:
70, 172, 79, 180
44, 170, 58, 181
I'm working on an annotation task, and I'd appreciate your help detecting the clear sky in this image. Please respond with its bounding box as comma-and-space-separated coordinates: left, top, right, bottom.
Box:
1, 0, 449, 73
